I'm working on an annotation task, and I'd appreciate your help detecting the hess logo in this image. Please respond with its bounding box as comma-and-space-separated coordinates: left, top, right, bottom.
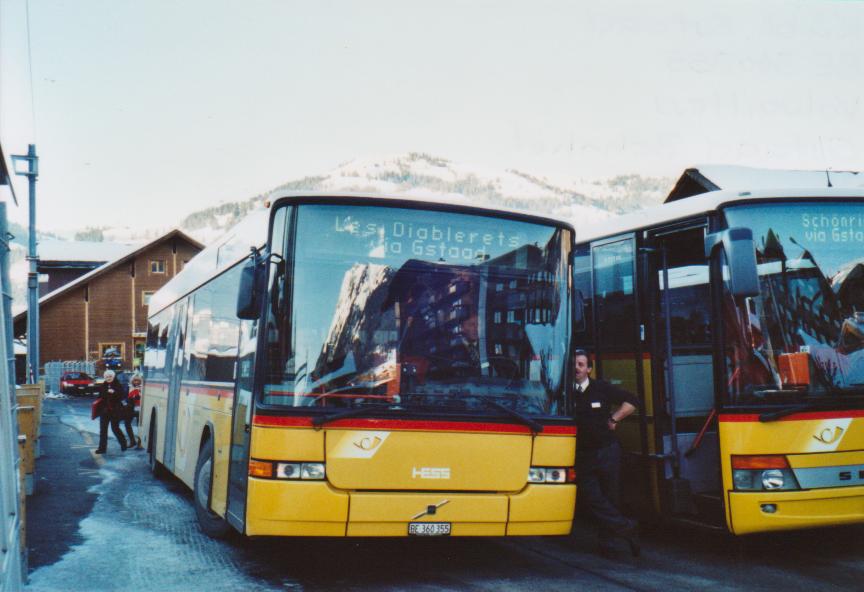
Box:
412, 467, 451, 480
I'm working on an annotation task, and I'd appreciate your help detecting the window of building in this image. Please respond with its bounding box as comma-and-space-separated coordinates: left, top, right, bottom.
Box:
493, 311, 502, 324
142, 291, 154, 307
150, 260, 166, 274
99, 342, 125, 360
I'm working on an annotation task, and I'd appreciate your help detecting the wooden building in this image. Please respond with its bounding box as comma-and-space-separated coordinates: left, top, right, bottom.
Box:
13, 230, 203, 372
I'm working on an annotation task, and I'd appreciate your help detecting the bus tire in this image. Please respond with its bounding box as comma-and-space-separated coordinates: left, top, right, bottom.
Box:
194, 438, 232, 538
147, 417, 168, 480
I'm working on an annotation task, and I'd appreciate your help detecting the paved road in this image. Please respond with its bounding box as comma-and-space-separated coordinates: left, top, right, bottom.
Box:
26, 396, 864, 591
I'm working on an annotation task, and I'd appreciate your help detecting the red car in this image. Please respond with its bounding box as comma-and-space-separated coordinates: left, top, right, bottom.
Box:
60, 371, 97, 396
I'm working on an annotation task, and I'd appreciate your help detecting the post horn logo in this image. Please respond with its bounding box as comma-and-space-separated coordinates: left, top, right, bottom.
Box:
354, 436, 383, 451
813, 426, 844, 445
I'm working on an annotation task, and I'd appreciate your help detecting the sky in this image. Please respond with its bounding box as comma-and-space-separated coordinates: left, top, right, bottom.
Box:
1, 0, 863, 231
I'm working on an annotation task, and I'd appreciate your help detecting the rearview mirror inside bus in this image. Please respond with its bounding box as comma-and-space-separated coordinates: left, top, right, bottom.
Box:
236, 256, 262, 319
705, 227, 760, 297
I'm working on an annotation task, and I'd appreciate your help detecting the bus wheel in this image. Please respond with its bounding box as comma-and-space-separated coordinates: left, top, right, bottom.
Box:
147, 418, 168, 480
194, 439, 232, 538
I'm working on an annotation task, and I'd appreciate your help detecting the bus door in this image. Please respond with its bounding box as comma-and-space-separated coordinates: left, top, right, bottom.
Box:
591, 236, 650, 508
163, 297, 190, 471
226, 318, 256, 531
227, 205, 290, 531
645, 225, 722, 522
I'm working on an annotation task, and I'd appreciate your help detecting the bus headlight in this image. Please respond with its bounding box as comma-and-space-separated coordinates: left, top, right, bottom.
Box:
301, 463, 326, 480
733, 470, 755, 490
276, 462, 301, 479
528, 466, 572, 484
761, 469, 785, 490
528, 467, 546, 483
731, 455, 800, 491
545, 468, 566, 483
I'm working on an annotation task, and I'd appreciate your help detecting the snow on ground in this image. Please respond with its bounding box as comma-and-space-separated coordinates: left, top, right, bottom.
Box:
27, 408, 286, 592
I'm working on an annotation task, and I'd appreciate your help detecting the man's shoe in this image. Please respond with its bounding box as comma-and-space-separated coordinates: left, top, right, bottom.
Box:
94, 449, 106, 454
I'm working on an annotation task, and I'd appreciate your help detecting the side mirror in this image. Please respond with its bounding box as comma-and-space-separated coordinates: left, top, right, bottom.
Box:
705, 228, 760, 297
236, 252, 265, 320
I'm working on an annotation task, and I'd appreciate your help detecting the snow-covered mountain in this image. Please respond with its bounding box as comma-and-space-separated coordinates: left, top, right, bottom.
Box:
177, 153, 671, 244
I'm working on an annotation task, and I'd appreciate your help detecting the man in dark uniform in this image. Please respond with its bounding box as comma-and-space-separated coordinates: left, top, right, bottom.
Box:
572, 350, 640, 557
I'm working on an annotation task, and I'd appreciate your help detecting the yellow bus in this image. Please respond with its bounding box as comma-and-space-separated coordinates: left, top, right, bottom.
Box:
572, 187, 864, 535
142, 193, 577, 538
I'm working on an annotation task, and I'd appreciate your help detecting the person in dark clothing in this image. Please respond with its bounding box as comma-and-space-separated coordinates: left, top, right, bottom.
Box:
94, 369, 128, 454
572, 350, 640, 557
122, 373, 143, 449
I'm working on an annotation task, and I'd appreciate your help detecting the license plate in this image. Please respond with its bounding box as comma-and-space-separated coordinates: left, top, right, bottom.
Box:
77, 386, 85, 390
408, 522, 451, 536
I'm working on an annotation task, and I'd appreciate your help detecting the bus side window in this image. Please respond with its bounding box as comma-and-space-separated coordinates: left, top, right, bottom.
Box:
573, 245, 593, 345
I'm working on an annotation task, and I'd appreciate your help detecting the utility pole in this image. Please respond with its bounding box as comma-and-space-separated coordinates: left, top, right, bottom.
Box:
11, 145, 39, 383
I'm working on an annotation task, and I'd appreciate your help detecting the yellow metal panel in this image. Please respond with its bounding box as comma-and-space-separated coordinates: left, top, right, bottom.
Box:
246, 478, 348, 525
532, 435, 575, 466
251, 426, 324, 460
209, 411, 232, 517
728, 485, 864, 534
720, 416, 864, 533
509, 484, 576, 523
720, 417, 864, 455
326, 430, 531, 491
349, 492, 508, 523
248, 520, 346, 537
601, 358, 640, 396
789, 450, 864, 469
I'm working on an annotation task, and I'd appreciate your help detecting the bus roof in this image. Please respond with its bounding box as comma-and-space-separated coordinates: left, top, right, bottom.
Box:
149, 191, 575, 316
575, 187, 864, 244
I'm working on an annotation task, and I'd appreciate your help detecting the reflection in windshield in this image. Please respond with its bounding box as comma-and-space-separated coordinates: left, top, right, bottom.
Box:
723, 203, 864, 404
263, 204, 571, 417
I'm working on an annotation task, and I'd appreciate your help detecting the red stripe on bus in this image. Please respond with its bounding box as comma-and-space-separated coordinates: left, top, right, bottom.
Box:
182, 385, 235, 399
144, 383, 233, 399
719, 410, 864, 422
252, 415, 576, 435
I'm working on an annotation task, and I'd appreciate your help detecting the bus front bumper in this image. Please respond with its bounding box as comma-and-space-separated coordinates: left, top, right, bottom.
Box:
728, 485, 864, 535
244, 478, 575, 537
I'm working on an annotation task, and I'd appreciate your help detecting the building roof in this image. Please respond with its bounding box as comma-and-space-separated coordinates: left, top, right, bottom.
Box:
14, 228, 204, 322
666, 165, 864, 202
38, 238, 138, 265
575, 187, 864, 244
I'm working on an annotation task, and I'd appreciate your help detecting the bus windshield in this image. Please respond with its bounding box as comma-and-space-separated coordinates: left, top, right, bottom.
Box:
262, 203, 572, 417
722, 202, 864, 406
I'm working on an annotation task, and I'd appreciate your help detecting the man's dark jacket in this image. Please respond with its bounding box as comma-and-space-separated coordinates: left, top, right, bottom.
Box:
572, 378, 639, 451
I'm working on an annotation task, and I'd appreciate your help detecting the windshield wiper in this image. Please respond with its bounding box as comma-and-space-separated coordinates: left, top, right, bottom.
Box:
477, 396, 544, 434
759, 403, 820, 422
312, 403, 396, 428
